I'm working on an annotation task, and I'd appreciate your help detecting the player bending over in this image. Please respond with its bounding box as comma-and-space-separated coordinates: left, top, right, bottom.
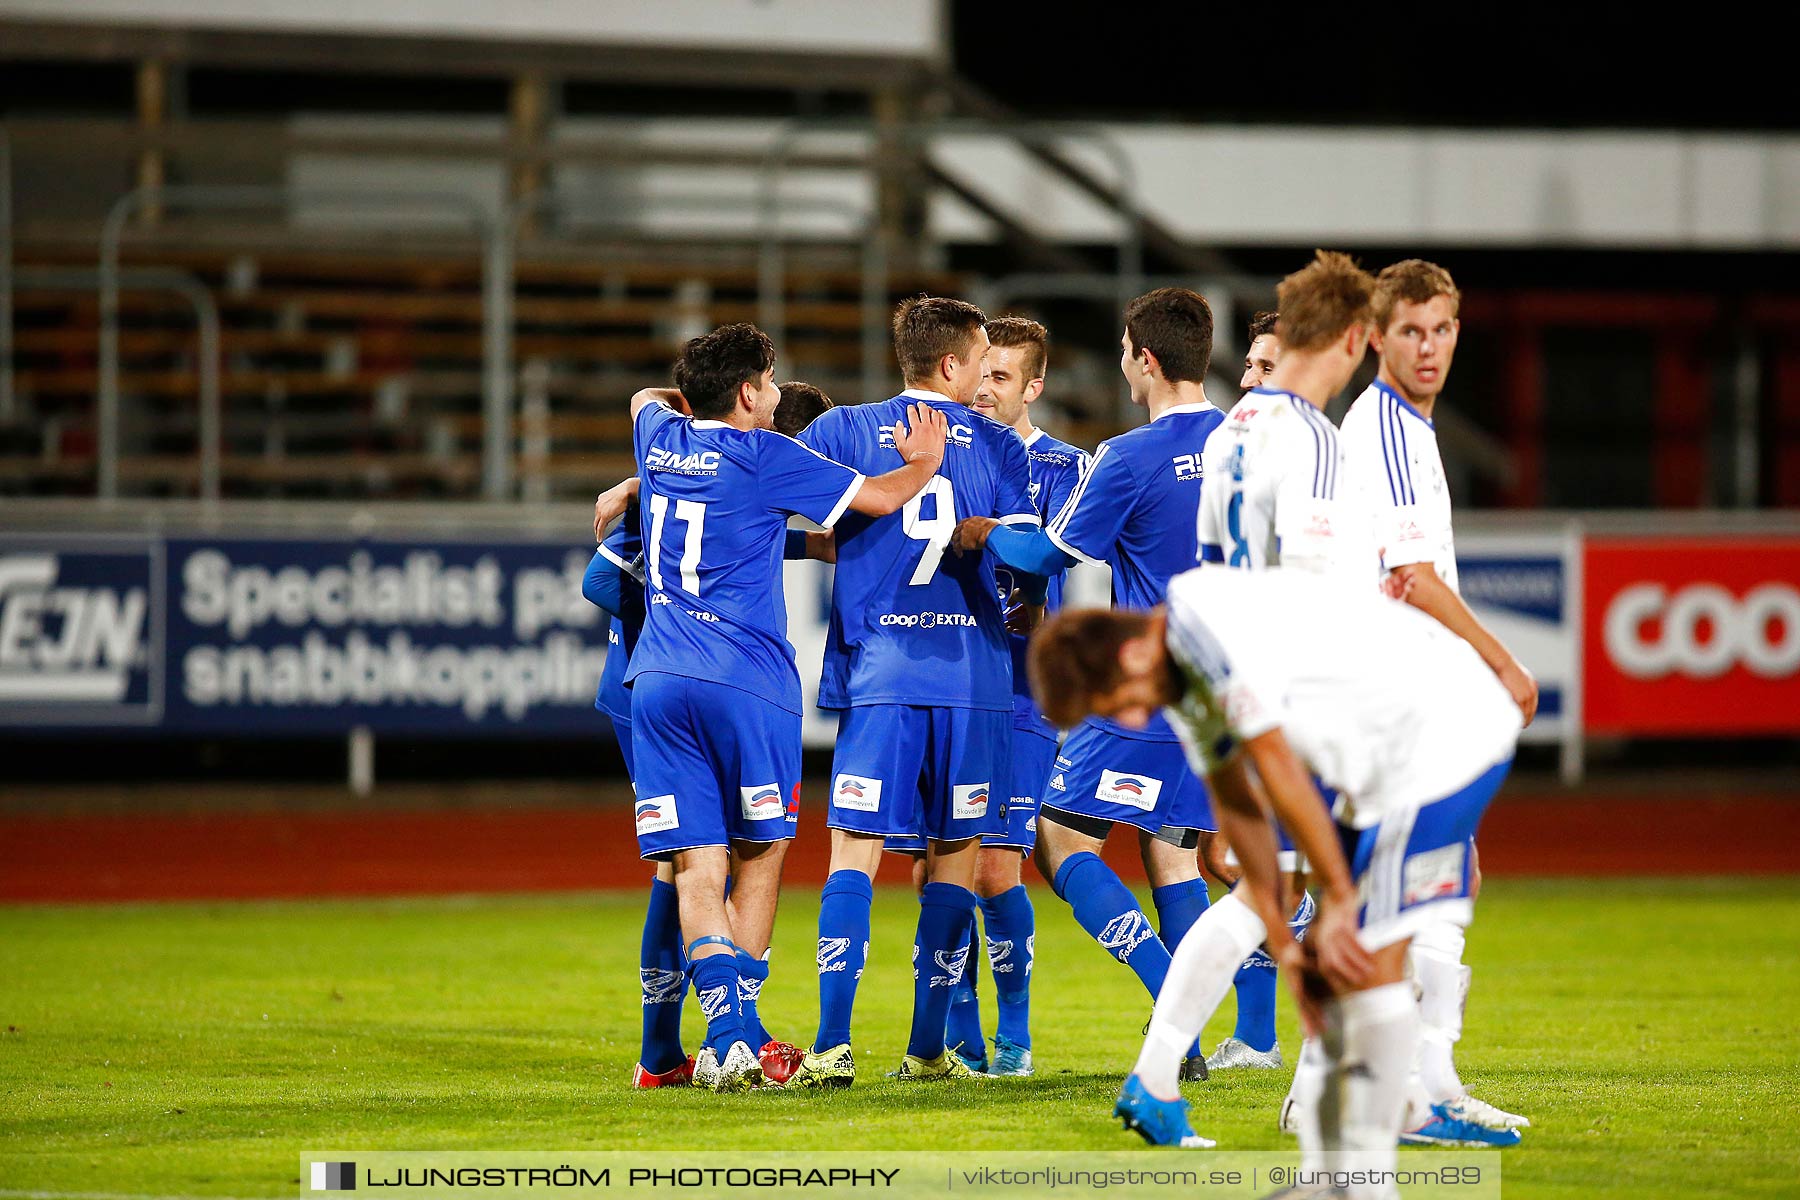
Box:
624, 323, 945, 1091
1032, 566, 1521, 1199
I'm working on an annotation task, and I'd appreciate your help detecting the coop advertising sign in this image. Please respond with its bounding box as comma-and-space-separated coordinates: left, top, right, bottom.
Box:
1583, 536, 1800, 735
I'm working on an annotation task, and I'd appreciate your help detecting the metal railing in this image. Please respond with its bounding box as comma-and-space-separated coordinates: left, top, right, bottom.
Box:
5, 116, 1154, 498
17, 265, 221, 501
96, 184, 508, 499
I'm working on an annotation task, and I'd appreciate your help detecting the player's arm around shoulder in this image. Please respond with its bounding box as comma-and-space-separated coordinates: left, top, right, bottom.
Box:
844, 402, 948, 517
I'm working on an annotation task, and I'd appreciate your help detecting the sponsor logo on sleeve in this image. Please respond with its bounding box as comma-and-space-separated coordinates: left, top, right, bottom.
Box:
1402, 842, 1468, 907
952, 782, 991, 821
634, 794, 679, 836
1096, 769, 1162, 812
832, 773, 882, 813
740, 783, 784, 822
1172, 453, 1202, 481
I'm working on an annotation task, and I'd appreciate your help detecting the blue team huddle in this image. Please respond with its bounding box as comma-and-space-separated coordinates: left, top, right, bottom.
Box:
581, 261, 1536, 1198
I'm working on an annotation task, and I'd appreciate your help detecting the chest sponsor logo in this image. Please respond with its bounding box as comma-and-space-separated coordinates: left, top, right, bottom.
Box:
740, 783, 785, 822
1402, 842, 1468, 907
1096, 769, 1162, 811
877, 612, 979, 629
634, 793, 679, 836
832, 773, 882, 812
952, 782, 991, 821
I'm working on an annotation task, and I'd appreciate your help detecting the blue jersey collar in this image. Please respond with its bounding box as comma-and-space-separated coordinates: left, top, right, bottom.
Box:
1372, 378, 1433, 428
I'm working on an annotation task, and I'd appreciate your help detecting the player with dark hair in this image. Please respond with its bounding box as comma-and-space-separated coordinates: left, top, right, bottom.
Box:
1341, 259, 1534, 1140
1241, 310, 1280, 390
1138, 252, 1378, 1105
784, 296, 1043, 1088
622, 323, 947, 1091
950, 288, 1224, 1083
775, 381, 835, 438
584, 393, 689, 1089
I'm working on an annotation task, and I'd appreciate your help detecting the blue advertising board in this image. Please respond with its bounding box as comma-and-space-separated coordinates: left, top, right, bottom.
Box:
0, 534, 609, 736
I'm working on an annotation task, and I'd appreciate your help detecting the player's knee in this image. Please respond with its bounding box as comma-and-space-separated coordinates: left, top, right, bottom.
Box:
974, 848, 1022, 898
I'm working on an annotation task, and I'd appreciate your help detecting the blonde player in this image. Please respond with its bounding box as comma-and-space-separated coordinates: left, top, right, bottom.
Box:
1340, 259, 1535, 1140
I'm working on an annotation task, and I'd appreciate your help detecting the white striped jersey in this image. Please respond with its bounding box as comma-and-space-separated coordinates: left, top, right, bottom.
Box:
1195, 387, 1374, 585
1340, 379, 1458, 593
1161, 567, 1520, 828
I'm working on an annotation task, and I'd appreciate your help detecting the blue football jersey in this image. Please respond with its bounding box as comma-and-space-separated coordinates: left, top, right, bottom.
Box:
799, 389, 1039, 712
625, 402, 863, 713
593, 512, 646, 722
1043, 401, 1224, 739
1002, 428, 1088, 734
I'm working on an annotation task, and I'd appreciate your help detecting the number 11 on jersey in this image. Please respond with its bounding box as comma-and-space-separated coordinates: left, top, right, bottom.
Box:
648, 494, 706, 595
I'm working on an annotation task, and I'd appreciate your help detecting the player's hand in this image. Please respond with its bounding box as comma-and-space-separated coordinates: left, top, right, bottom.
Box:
593, 477, 640, 541
1003, 589, 1044, 635
1379, 570, 1416, 602
805, 529, 837, 564
951, 516, 1000, 555
1500, 658, 1539, 726
1274, 937, 1327, 1038
892, 403, 948, 467
1309, 893, 1374, 993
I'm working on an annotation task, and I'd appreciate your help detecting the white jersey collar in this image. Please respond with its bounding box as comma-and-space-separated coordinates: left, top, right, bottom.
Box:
1152, 400, 1218, 423
899, 386, 956, 404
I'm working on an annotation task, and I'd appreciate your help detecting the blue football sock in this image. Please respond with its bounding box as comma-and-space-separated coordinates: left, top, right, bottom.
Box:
1231, 946, 1280, 1052
812, 870, 873, 1052
736, 950, 772, 1049
1232, 891, 1313, 1053
1151, 878, 1212, 952
980, 886, 1034, 1049
907, 881, 978, 1060
689, 953, 744, 1056
944, 919, 986, 1065
1152, 877, 1213, 1059
1052, 851, 1171, 999
638, 878, 687, 1074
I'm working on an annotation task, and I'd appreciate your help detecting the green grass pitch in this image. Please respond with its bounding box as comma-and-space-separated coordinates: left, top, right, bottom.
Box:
3, 877, 1797, 1198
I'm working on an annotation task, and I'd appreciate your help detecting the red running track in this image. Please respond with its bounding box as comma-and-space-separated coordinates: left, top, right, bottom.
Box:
3, 790, 1796, 903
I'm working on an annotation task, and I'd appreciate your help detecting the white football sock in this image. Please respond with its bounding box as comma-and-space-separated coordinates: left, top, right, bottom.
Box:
1328, 981, 1417, 1200
1287, 1033, 1327, 1173
1132, 891, 1266, 1099
1410, 918, 1470, 1104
